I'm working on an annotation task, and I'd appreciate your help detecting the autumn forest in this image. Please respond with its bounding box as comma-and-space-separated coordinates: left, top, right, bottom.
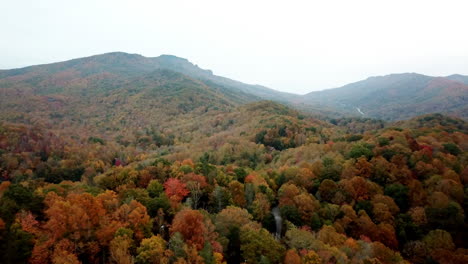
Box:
0, 53, 467, 264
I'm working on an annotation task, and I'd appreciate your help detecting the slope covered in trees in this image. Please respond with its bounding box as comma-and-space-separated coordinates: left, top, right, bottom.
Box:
0, 54, 467, 263
301, 73, 468, 120
1, 107, 467, 263
0, 52, 296, 102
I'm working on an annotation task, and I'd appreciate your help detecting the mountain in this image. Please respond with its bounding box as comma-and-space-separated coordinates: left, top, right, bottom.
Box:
300, 73, 468, 120
0, 52, 296, 102
446, 74, 468, 85
1, 53, 467, 264
0, 52, 314, 152
2, 52, 467, 126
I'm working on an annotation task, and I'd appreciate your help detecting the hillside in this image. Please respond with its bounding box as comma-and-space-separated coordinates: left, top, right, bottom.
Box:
0, 53, 467, 264
300, 73, 468, 120
0, 52, 296, 102
0, 53, 326, 160
446, 74, 468, 85
1, 108, 466, 264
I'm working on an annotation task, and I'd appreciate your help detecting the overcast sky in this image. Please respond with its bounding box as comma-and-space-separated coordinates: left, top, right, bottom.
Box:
1, 0, 468, 94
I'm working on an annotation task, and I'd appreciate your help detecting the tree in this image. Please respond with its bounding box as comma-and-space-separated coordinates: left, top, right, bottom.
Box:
285, 227, 315, 250
317, 225, 346, 247
340, 176, 373, 201
214, 252, 227, 264
147, 180, 164, 198
422, 229, 455, 251
233, 167, 248, 183
42, 192, 105, 246
228, 181, 246, 207
292, 168, 316, 191
2, 223, 34, 264
169, 232, 187, 261
293, 193, 319, 223
240, 227, 285, 264
212, 186, 230, 212
51, 239, 80, 264
319, 157, 342, 181
395, 214, 422, 246
109, 228, 134, 264
348, 144, 373, 160
0, 183, 43, 226
371, 242, 404, 264
251, 193, 271, 221
384, 184, 409, 212
371, 194, 399, 225
136, 235, 170, 264
164, 178, 189, 204
17, 210, 39, 235
200, 242, 215, 264
442, 143, 461, 155
278, 183, 300, 207
215, 206, 254, 237
284, 249, 301, 264
115, 200, 151, 241
171, 209, 206, 250
280, 205, 303, 226
355, 157, 373, 178
185, 245, 205, 264
408, 206, 427, 225
302, 250, 321, 264
182, 173, 208, 188
318, 179, 338, 202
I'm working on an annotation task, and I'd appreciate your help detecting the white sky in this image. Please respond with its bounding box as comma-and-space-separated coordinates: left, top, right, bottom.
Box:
1, 0, 468, 94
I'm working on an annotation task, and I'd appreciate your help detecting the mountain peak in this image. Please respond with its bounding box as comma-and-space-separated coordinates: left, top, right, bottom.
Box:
446, 73, 467, 78
445, 74, 468, 85
157, 54, 189, 61
76, 51, 146, 63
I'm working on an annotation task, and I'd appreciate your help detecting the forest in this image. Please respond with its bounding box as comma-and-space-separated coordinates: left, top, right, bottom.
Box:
0, 53, 467, 264
0, 109, 467, 264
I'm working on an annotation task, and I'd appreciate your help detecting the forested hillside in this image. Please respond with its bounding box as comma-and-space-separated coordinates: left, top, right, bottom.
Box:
0, 54, 467, 264
301, 73, 468, 120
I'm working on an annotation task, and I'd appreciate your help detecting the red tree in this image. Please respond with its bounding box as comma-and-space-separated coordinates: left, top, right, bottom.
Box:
164, 178, 189, 203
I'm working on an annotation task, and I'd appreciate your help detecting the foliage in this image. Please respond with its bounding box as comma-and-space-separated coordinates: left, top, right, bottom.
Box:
0, 59, 466, 263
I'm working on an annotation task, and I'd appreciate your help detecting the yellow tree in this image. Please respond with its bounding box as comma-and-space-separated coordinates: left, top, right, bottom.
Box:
136, 235, 171, 264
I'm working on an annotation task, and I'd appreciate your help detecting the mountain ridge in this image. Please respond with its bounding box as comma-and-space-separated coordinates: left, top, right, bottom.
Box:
300, 72, 468, 120
0, 52, 298, 102
1, 52, 467, 121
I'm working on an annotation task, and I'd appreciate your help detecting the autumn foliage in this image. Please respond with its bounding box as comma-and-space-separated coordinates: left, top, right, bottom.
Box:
0, 108, 466, 264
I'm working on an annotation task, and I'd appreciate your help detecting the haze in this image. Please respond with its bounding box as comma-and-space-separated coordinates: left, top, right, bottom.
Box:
1, 0, 468, 94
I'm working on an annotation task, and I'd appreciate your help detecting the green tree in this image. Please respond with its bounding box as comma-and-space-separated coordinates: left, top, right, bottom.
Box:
240, 227, 285, 264
442, 143, 461, 155
384, 184, 409, 212
147, 180, 164, 198
200, 242, 215, 264
348, 144, 374, 159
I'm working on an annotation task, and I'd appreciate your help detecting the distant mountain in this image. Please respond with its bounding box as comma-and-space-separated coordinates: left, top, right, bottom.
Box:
446, 74, 468, 85
0, 52, 296, 102
2, 53, 467, 124
300, 73, 468, 120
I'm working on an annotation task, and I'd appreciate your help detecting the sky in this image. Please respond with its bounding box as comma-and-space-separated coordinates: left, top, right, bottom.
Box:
1, 0, 468, 94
